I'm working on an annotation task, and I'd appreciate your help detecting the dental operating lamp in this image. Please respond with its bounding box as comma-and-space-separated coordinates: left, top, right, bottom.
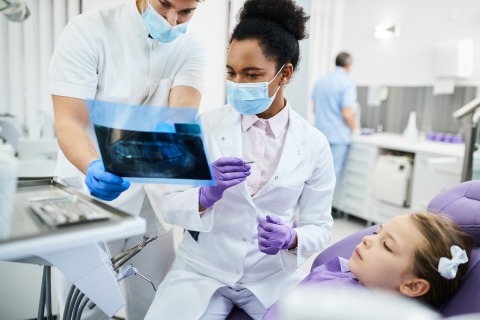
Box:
0, 0, 30, 22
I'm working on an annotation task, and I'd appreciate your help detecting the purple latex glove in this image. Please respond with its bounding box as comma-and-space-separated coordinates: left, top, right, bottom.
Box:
199, 157, 251, 209
85, 159, 130, 201
257, 214, 296, 255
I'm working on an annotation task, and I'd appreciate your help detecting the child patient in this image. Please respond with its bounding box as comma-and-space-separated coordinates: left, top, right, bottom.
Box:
263, 212, 474, 319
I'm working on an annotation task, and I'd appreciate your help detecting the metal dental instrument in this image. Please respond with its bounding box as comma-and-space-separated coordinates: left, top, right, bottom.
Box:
116, 264, 156, 291
110, 234, 158, 271
135, 270, 157, 291
115, 264, 137, 282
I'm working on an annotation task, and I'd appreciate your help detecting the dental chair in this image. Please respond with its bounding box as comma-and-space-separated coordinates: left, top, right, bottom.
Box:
226, 180, 480, 319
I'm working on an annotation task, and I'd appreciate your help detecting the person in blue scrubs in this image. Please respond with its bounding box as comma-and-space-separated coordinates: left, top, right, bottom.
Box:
311, 52, 357, 181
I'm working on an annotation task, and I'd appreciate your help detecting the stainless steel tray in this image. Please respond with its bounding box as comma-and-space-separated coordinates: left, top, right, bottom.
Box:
2, 178, 131, 245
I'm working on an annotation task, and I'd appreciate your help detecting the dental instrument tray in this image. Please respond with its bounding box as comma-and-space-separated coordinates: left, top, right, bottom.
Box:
29, 195, 113, 228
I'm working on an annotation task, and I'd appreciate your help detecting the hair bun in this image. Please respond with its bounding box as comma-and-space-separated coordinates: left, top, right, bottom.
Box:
238, 0, 309, 40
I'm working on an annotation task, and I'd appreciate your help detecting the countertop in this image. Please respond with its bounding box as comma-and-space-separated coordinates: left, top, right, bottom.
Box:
352, 132, 465, 158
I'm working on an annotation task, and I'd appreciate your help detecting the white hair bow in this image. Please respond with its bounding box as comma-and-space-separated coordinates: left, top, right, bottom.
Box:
438, 245, 468, 280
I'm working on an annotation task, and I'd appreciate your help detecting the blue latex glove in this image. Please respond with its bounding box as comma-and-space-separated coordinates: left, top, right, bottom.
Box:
154, 123, 176, 133
257, 214, 296, 255
199, 157, 251, 209
85, 159, 130, 201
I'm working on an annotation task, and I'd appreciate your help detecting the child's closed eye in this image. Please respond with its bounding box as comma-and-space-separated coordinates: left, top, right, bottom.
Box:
383, 242, 392, 252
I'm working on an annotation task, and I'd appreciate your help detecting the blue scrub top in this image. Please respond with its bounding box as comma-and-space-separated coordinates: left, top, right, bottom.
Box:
312, 67, 357, 144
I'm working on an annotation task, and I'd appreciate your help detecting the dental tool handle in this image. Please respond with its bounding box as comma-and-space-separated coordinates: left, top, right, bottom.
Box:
135, 271, 156, 292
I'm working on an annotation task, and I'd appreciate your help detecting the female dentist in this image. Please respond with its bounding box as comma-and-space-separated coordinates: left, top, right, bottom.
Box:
145, 0, 336, 318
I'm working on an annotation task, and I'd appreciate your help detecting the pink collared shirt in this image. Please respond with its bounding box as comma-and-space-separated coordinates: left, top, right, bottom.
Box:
242, 104, 290, 196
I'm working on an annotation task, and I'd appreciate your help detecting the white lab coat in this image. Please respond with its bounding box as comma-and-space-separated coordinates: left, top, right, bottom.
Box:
48, 1, 207, 319
145, 103, 336, 319
50, 0, 207, 217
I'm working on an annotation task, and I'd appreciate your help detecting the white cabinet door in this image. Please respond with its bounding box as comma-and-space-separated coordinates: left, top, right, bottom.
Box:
371, 199, 411, 224
410, 153, 462, 211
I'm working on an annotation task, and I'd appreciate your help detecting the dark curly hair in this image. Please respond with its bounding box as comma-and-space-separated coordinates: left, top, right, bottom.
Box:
230, 0, 309, 71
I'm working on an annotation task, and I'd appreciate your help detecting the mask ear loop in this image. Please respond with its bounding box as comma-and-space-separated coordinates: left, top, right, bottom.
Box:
268, 65, 285, 85
273, 65, 287, 92
268, 66, 286, 100
268, 64, 287, 91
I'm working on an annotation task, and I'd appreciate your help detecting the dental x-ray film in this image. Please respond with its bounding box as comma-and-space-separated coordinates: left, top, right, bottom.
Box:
87, 100, 214, 186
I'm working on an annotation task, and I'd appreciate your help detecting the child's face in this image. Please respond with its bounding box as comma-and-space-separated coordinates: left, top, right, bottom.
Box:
348, 215, 425, 291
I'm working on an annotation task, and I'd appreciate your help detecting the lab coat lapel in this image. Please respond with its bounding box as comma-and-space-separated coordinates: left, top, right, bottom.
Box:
211, 108, 255, 206
254, 111, 306, 198
213, 109, 243, 158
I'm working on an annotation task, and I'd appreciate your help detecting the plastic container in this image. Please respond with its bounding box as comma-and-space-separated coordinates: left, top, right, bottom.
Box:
0, 142, 19, 240
403, 112, 419, 145
426, 131, 436, 141
451, 134, 464, 144
433, 132, 445, 142
426, 132, 464, 144
443, 133, 454, 143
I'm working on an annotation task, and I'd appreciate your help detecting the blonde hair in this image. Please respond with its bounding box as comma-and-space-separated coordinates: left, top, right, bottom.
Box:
410, 212, 474, 307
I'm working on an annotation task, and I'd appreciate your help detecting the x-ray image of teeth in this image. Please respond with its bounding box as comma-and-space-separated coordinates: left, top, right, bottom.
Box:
94, 123, 212, 182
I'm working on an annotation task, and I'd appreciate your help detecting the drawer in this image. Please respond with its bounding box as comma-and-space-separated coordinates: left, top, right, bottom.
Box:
338, 187, 371, 220
348, 143, 378, 164
341, 175, 371, 190
342, 167, 373, 183
346, 154, 377, 170
342, 202, 370, 220
341, 182, 371, 198
371, 200, 410, 224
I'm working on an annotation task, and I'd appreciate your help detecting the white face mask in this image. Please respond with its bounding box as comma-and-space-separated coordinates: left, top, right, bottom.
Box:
226, 65, 284, 115
142, 2, 189, 43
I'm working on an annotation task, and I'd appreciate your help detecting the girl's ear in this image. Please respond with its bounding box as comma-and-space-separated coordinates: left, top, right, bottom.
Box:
399, 278, 430, 298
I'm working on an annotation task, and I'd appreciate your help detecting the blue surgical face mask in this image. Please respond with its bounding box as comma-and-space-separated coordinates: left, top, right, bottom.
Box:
226, 65, 285, 115
142, 3, 189, 43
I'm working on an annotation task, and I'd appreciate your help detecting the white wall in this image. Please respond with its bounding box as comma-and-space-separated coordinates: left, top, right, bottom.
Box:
340, 0, 480, 86
284, 0, 312, 119
190, 0, 229, 113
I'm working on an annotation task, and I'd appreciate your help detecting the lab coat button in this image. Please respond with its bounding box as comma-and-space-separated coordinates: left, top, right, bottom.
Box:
236, 271, 240, 274
274, 176, 278, 180
151, 80, 158, 86
242, 238, 246, 242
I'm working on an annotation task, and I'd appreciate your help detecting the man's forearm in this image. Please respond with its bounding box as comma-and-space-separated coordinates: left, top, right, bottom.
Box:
342, 107, 356, 131
345, 116, 356, 130
56, 122, 99, 174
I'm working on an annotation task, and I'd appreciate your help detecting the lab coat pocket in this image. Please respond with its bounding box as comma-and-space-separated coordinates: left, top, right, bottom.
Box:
266, 184, 304, 216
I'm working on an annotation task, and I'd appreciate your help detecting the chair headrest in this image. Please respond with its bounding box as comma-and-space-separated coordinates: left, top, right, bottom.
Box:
427, 180, 480, 245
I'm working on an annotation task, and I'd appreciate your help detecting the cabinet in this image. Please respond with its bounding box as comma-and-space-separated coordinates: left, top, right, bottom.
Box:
410, 153, 463, 211
333, 143, 378, 221
334, 133, 464, 224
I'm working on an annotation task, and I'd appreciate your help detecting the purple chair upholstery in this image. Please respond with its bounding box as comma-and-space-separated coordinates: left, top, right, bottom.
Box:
227, 180, 480, 319
426, 181, 480, 317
